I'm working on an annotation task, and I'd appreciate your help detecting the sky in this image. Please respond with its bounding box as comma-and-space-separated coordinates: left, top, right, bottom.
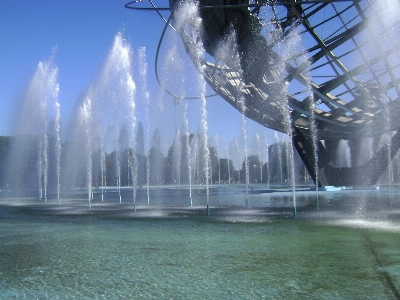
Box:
0, 0, 277, 163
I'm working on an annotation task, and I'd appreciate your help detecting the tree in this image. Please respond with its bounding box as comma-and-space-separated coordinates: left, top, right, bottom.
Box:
149, 146, 165, 185
247, 155, 261, 183
0, 136, 10, 188
219, 158, 233, 183
209, 146, 219, 183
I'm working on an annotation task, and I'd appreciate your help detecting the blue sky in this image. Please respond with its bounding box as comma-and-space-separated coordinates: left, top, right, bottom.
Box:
0, 0, 275, 162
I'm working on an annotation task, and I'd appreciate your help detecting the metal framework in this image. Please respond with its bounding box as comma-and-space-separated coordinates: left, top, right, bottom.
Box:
127, 0, 400, 185
171, 0, 400, 141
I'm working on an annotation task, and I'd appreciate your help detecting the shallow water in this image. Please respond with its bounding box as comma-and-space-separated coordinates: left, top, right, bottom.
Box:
1, 186, 399, 299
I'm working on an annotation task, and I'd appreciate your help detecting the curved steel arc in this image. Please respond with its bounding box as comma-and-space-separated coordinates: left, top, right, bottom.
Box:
126, 0, 354, 11
126, 0, 173, 26
127, 0, 219, 100
154, 14, 218, 100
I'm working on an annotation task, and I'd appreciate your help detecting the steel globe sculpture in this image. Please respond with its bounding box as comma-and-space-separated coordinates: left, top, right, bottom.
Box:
126, 0, 400, 186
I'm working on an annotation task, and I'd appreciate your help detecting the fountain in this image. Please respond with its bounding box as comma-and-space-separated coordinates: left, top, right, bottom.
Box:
79, 93, 93, 208
162, 1, 400, 191
5, 54, 60, 202
148, 126, 164, 189
184, 102, 193, 206
1, 1, 400, 298
116, 125, 122, 203
138, 47, 152, 205
225, 141, 231, 187
54, 100, 61, 204
170, 1, 212, 215
172, 129, 182, 187
273, 131, 283, 183
254, 133, 263, 185
4, 1, 399, 215
190, 132, 200, 186
337, 140, 352, 168
66, 32, 138, 209
232, 136, 241, 183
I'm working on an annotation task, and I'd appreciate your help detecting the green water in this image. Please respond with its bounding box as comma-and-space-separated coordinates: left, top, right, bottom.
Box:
1, 187, 400, 299
1, 207, 399, 299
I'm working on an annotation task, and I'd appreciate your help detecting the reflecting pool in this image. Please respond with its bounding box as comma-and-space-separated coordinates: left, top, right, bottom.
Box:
1, 186, 399, 299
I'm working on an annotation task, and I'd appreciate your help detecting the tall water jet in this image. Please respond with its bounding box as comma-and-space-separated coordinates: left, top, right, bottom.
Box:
384, 103, 393, 204
190, 133, 199, 186
173, 129, 182, 187
172, 2, 211, 215
273, 131, 283, 183
264, 132, 270, 189
149, 127, 162, 187
285, 114, 297, 216
291, 38, 320, 207
44, 133, 49, 202
131, 133, 138, 212
225, 141, 231, 187
54, 101, 61, 204
337, 140, 351, 168
116, 127, 121, 203
234, 51, 250, 206
8, 55, 60, 201
183, 102, 193, 205
159, 14, 190, 194
136, 122, 145, 188
211, 135, 221, 186
119, 122, 130, 203
214, 28, 250, 206
39, 132, 49, 202
276, 29, 300, 217
100, 139, 106, 201
360, 0, 398, 202
308, 97, 319, 208
254, 133, 262, 185
283, 133, 296, 216
127, 70, 137, 211
233, 136, 241, 183
138, 47, 151, 205
38, 139, 43, 199
68, 32, 137, 208
96, 33, 136, 208
79, 93, 93, 209
296, 60, 320, 206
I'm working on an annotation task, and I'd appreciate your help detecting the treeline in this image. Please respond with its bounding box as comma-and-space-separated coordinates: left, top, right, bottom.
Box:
0, 134, 308, 190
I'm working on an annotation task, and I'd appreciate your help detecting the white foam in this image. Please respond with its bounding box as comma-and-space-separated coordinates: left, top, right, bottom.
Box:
330, 219, 400, 232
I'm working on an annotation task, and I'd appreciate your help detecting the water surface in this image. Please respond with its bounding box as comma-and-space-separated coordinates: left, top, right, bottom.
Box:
1, 187, 399, 299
